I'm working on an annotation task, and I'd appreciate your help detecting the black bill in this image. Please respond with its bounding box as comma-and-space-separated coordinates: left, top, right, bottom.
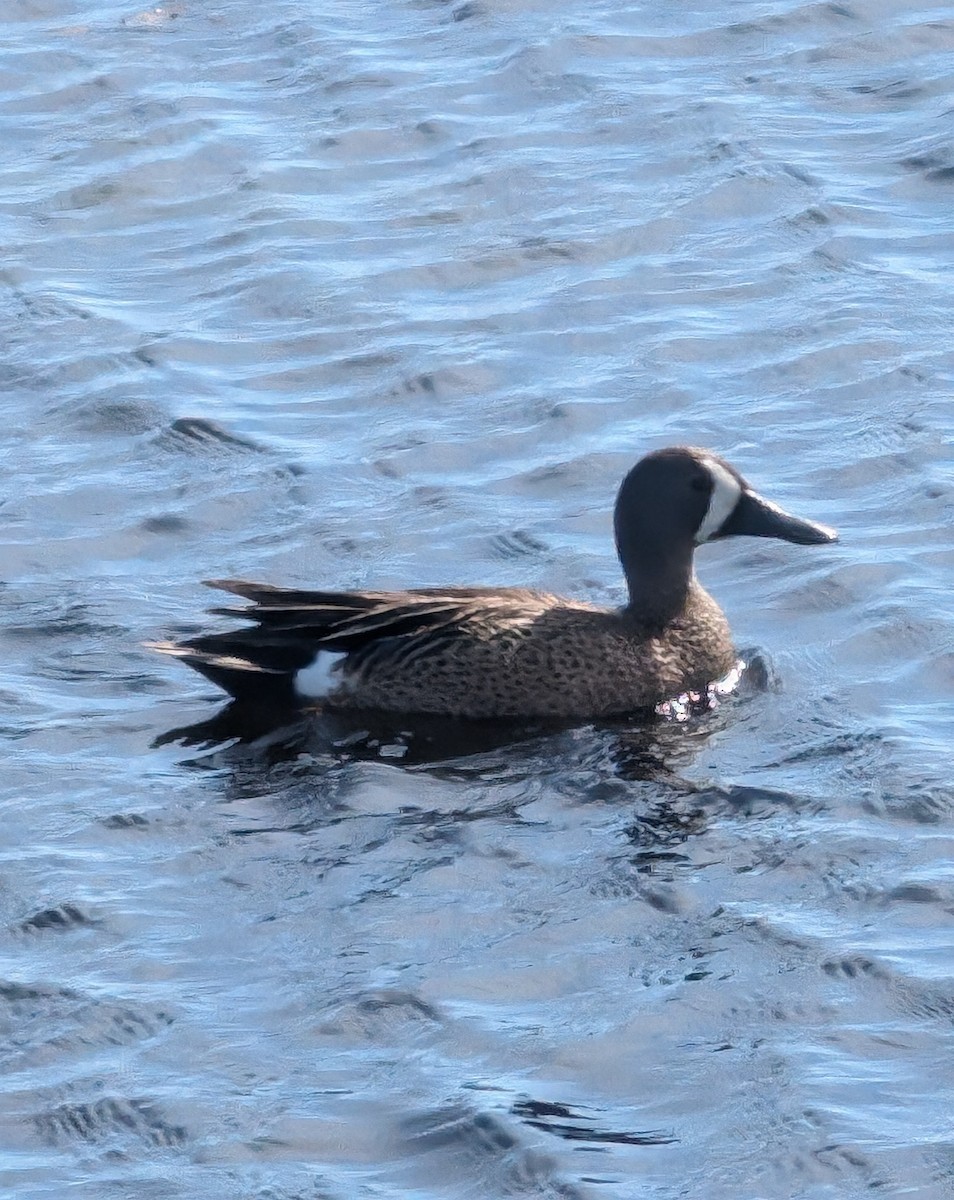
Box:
718, 488, 838, 545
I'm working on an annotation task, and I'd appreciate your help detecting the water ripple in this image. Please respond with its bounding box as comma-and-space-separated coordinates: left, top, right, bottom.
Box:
1, 0, 953, 1196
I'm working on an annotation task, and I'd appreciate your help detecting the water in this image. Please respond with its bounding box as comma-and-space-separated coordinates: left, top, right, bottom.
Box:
2, 0, 953, 1196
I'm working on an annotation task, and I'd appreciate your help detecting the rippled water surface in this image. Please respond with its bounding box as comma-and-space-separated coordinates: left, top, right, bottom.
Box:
2, 1, 954, 1196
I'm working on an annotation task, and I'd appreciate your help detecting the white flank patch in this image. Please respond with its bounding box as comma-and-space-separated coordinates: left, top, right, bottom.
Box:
295, 650, 348, 699
694, 457, 742, 544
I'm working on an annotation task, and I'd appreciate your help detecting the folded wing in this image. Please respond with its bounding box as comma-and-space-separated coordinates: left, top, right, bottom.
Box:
153, 579, 557, 704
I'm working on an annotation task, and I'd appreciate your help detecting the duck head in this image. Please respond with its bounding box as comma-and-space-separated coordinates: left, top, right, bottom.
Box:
614, 446, 837, 622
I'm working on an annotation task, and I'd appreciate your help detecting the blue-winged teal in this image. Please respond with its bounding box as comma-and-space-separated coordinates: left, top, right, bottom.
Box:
155, 446, 836, 719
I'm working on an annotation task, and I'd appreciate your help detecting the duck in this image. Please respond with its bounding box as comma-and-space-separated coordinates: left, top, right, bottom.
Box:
153, 446, 836, 720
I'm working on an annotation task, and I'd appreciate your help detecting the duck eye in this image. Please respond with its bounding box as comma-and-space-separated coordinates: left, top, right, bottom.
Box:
690, 475, 709, 493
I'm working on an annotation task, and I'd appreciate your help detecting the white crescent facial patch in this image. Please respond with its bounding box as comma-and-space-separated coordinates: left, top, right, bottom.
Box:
695, 457, 742, 544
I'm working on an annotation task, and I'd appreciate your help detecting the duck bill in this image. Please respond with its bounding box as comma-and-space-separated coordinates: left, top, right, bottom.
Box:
719, 489, 838, 545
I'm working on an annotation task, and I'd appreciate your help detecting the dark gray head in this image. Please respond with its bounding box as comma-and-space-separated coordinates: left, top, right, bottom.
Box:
614, 446, 837, 621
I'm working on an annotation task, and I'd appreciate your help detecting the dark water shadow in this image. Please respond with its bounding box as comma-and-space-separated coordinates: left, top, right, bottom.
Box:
511, 1096, 677, 1147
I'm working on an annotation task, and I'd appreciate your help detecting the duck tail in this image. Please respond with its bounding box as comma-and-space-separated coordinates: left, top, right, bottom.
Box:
148, 633, 310, 706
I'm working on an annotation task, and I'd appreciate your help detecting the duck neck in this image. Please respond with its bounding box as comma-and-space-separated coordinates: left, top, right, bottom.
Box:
619, 544, 695, 629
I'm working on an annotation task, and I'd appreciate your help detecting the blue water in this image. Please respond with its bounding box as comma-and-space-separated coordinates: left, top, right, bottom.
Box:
2, 1, 953, 1196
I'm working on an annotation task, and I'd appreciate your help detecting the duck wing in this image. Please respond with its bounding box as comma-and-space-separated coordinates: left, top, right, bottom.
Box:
204, 578, 555, 642
154, 579, 560, 704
